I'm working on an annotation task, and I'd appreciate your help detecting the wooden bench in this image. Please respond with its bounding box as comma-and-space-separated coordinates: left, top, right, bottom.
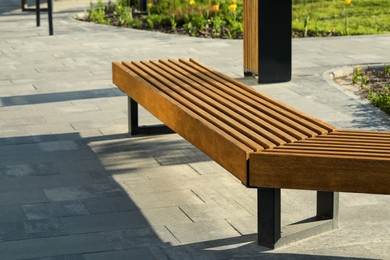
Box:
112, 59, 390, 249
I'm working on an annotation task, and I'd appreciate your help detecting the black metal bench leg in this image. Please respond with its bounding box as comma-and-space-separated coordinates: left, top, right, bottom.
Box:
36, 0, 40, 27
48, 0, 53, 35
257, 188, 281, 248
257, 189, 339, 249
128, 97, 173, 135
317, 191, 339, 225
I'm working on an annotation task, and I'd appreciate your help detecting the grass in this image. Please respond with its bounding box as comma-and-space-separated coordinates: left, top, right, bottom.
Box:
292, 0, 390, 36
84, 0, 390, 38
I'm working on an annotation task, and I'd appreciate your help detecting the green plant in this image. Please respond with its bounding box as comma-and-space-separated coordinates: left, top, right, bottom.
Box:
210, 16, 226, 37
369, 86, 390, 114
88, 0, 108, 24
147, 14, 163, 29
115, 4, 133, 26
384, 65, 390, 77
303, 15, 310, 37
352, 66, 367, 89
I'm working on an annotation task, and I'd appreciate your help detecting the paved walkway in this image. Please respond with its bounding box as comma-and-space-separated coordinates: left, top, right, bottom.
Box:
1, 0, 390, 259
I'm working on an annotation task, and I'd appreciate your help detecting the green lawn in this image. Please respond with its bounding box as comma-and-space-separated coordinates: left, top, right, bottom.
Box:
292, 0, 390, 36
85, 0, 390, 38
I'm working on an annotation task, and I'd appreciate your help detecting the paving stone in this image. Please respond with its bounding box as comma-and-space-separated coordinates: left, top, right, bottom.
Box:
83, 248, 156, 260
103, 226, 178, 250
0, 173, 93, 193
81, 195, 138, 214
0, 233, 114, 259
139, 165, 200, 179
128, 190, 205, 209
62, 211, 150, 234
0, 190, 48, 206
0, 218, 68, 242
141, 207, 193, 226
0, 161, 59, 178
0, 205, 27, 223
43, 182, 124, 201
165, 219, 241, 244
179, 202, 253, 223
22, 201, 90, 220
25, 255, 86, 260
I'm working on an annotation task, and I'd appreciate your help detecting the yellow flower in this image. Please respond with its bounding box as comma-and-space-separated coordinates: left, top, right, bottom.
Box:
230, 0, 236, 3
189, 0, 195, 5
211, 4, 219, 12
229, 4, 237, 12
147, 2, 153, 9
345, 0, 351, 5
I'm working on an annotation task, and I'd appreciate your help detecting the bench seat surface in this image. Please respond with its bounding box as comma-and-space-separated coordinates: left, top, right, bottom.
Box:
113, 59, 334, 184
113, 59, 390, 194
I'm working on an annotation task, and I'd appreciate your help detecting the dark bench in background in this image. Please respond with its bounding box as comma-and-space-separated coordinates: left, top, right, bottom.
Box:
21, 0, 53, 35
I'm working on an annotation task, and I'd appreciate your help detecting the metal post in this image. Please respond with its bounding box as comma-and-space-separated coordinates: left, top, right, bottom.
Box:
128, 96, 139, 135
139, 0, 147, 12
258, 188, 281, 248
48, 0, 54, 35
258, 0, 292, 83
317, 191, 339, 226
36, 0, 40, 27
127, 96, 173, 135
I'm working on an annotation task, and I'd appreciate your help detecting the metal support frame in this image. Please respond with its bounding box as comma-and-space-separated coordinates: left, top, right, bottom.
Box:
258, 188, 339, 249
257, 0, 292, 83
128, 97, 173, 135
23, 0, 53, 35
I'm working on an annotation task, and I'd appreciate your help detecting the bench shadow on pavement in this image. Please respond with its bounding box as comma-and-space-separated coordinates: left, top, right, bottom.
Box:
0, 132, 375, 259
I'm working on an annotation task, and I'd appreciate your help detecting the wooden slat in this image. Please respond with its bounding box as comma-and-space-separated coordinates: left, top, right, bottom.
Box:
166, 59, 308, 142
142, 60, 280, 148
125, 61, 266, 150
288, 141, 390, 150
249, 152, 390, 195
264, 148, 390, 158
156, 59, 293, 145
186, 59, 335, 135
113, 62, 251, 184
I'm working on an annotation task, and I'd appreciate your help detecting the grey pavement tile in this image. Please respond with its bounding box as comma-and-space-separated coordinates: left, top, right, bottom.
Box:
0, 161, 59, 179
0, 173, 93, 193
0, 190, 48, 207
179, 202, 253, 223
83, 248, 156, 260
108, 168, 148, 182
102, 226, 178, 250
0, 218, 68, 242
0, 233, 114, 259
141, 207, 193, 226
188, 161, 228, 175
43, 182, 124, 201
25, 255, 86, 260
128, 190, 205, 209
123, 173, 231, 195
22, 201, 90, 220
0, 205, 27, 223
62, 211, 150, 234
139, 165, 200, 179
225, 216, 257, 236
165, 219, 241, 244
81, 195, 138, 214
